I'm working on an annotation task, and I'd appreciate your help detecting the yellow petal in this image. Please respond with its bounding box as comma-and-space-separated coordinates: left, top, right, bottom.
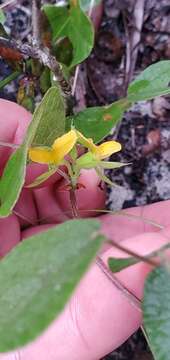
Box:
94, 141, 122, 159
52, 130, 78, 162
76, 130, 96, 152
76, 130, 122, 159
29, 130, 78, 165
29, 147, 56, 164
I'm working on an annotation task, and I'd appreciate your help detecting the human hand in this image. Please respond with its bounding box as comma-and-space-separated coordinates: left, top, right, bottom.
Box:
0, 99, 170, 360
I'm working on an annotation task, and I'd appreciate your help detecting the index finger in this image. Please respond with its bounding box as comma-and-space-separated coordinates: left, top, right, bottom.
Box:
0, 99, 62, 186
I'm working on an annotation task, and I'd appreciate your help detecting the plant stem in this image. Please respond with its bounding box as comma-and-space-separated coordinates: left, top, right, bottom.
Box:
69, 188, 79, 218
96, 256, 141, 311
0, 70, 20, 90
110, 239, 158, 267
0, 141, 19, 148
83, 208, 164, 230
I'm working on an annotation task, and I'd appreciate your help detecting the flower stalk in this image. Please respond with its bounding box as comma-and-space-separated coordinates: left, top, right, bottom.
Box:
28, 129, 125, 216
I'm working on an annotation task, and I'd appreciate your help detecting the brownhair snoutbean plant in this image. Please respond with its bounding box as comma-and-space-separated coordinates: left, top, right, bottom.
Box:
0, 1, 169, 359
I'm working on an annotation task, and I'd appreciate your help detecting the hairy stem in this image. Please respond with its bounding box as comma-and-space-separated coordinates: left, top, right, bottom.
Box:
110, 239, 158, 267
69, 188, 79, 218
0, 36, 71, 97
96, 256, 141, 311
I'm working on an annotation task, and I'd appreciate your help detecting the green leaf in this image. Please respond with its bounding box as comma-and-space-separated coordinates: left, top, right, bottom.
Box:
53, 37, 73, 67
128, 60, 170, 102
44, 3, 94, 67
95, 167, 118, 187
100, 161, 129, 169
0, 218, 103, 352
76, 152, 98, 169
72, 98, 130, 143
26, 167, 58, 188
108, 257, 138, 273
20, 95, 35, 113
0, 70, 20, 90
0, 10, 6, 25
31, 86, 65, 147
43, 5, 68, 39
80, 0, 101, 11
0, 87, 65, 217
143, 266, 170, 360
40, 67, 51, 94
0, 144, 28, 217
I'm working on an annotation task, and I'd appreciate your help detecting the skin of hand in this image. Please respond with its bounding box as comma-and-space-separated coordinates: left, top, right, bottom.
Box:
0, 99, 170, 360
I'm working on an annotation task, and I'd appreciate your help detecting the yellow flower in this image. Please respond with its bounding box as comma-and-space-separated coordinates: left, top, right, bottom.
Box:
77, 130, 121, 160
29, 130, 78, 164
29, 128, 121, 167
92, 141, 121, 159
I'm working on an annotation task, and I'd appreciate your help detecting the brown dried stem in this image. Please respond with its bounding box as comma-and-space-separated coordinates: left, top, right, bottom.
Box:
0, 0, 18, 9
0, 36, 71, 97
32, 0, 42, 47
123, 0, 145, 93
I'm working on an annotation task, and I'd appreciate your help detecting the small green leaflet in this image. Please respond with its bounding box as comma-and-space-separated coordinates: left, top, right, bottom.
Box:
26, 167, 58, 188
0, 87, 65, 217
72, 98, 130, 143
99, 161, 129, 169
143, 266, 170, 360
0, 10, 6, 25
44, 2, 94, 67
109, 243, 170, 274
31, 86, 65, 147
40, 67, 51, 94
128, 60, 170, 102
0, 144, 28, 217
108, 257, 138, 273
0, 219, 103, 352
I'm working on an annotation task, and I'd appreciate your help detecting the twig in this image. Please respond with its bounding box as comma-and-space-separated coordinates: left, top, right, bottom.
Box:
123, 11, 131, 96
123, 0, 145, 93
0, 36, 71, 97
96, 256, 141, 311
71, 0, 94, 97
71, 65, 80, 97
0, 0, 17, 9
32, 0, 42, 47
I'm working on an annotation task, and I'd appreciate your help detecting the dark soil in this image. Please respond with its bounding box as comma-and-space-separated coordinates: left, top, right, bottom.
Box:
0, 0, 170, 359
